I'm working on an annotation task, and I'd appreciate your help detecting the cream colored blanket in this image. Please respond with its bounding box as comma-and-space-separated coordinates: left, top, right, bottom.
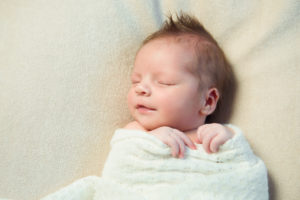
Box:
41, 126, 268, 200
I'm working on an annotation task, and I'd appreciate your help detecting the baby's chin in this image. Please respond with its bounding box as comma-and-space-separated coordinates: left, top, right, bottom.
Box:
140, 123, 161, 131
137, 120, 166, 131
138, 120, 188, 132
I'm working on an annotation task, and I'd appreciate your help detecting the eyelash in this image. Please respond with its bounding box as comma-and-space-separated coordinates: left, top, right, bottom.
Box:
130, 79, 175, 86
131, 79, 139, 83
157, 81, 175, 86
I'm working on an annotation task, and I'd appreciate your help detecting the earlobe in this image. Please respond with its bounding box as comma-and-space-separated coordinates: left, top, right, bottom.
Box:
200, 88, 220, 116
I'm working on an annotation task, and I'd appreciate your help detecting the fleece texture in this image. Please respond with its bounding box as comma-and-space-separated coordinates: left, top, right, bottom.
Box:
41, 127, 268, 200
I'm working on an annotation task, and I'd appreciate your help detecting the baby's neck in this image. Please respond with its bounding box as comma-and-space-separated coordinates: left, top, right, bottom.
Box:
184, 128, 198, 143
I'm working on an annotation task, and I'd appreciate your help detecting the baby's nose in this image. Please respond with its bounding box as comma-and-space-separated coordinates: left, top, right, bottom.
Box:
135, 84, 151, 96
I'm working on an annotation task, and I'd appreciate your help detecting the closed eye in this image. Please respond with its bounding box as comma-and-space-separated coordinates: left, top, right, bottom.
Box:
130, 73, 141, 84
158, 81, 176, 86
131, 78, 140, 84
131, 80, 140, 84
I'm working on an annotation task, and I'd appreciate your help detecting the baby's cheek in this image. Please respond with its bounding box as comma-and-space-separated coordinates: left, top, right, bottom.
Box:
127, 91, 135, 110
161, 101, 183, 116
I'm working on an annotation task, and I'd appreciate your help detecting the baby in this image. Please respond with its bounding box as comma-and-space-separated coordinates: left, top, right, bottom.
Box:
41, 13, 268, 200
124, 13, 235, 158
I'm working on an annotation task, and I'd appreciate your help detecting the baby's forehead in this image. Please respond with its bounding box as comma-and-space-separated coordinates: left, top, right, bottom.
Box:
134, 34, 206, 75
161, 35, 202, 66
153, 34, 201, 49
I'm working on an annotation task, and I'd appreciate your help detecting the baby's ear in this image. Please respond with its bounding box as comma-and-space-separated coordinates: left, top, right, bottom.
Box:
200, 88, 220, 116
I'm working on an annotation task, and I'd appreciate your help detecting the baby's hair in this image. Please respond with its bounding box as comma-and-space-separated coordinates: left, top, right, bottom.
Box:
142, 13, 236, 122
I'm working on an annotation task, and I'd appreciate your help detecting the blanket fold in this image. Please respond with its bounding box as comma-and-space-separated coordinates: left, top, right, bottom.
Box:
41, 126, 268, 200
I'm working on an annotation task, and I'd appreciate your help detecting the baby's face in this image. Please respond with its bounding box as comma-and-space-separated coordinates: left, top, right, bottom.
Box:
127, 38, 206, 131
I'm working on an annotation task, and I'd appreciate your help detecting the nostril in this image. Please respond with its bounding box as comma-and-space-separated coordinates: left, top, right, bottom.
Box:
135, 84, 150, 96
137, 90, 145, 95
135, 85, 144, 94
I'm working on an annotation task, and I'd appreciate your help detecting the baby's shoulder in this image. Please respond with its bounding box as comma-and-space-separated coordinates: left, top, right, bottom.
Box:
123, 121, 147, 131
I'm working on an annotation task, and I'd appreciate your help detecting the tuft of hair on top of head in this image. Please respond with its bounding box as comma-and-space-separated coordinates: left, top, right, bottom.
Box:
143, 12, 215, 44
142, 12, 236, 123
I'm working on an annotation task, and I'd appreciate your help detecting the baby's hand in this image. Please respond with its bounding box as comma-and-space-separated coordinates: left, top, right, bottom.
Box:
149, 126, 197, 158
196, 123, 234, 154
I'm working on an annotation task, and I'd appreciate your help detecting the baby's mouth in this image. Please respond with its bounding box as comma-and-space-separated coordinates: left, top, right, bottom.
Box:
136, 104, 156, 112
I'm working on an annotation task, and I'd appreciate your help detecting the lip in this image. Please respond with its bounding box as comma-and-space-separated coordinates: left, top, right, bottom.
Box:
136, 104, 156, 114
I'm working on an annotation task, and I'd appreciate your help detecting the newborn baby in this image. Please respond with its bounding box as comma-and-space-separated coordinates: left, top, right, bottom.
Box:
125, 13, 234, 157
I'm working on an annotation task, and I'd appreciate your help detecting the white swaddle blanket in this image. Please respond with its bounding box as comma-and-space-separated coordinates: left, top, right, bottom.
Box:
41, 126, 268, 200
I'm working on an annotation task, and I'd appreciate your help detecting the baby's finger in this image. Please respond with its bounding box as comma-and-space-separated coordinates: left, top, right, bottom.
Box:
175, 130, 196, 150
202, 132, 218, 154
196, 125, 209, 144
210, 132, 233, 153
210, 135, 227, 153
166, 137, 180, 157
171, 134, 186, 158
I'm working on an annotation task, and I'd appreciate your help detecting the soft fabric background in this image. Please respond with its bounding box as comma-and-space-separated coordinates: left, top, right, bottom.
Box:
0, 0, 299, 200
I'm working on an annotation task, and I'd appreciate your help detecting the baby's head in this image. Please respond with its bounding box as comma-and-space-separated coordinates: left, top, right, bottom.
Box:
127, 13, 233, 131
